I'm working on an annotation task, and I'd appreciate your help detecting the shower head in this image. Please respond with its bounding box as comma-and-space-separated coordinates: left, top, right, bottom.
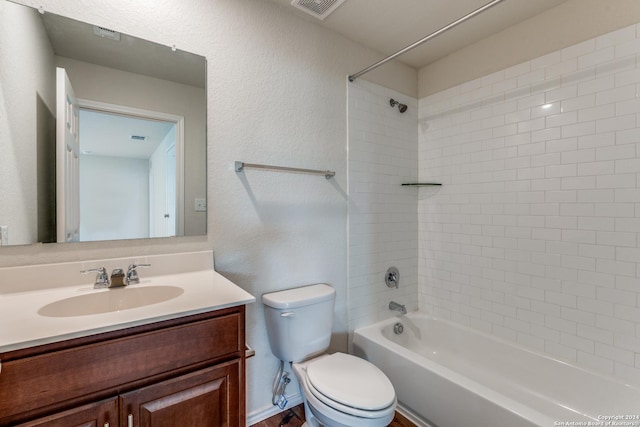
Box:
390, 99, 408, 113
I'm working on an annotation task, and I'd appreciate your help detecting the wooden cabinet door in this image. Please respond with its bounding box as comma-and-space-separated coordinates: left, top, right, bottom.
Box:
120, 362, 240, 427
15, 398, 118, 427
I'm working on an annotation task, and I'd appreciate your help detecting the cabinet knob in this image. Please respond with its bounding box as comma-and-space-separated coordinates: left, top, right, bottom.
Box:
104, 423, 109, 427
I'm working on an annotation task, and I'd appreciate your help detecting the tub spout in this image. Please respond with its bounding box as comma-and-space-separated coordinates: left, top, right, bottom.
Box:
389, 301, 407, 315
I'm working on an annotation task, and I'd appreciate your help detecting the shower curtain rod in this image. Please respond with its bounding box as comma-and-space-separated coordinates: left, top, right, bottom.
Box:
348, 0, 505, 82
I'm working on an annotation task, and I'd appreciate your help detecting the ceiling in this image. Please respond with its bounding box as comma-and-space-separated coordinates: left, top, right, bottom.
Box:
269, 0, 570, 69
79, 109, 175, 159
41, 11, 206, 88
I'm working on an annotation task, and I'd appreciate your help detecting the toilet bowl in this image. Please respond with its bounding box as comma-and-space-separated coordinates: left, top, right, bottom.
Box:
293, 353, 396, 427
262, 284, 397, 427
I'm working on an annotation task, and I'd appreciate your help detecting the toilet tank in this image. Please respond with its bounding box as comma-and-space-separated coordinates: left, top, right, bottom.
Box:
262, 284, 336, 363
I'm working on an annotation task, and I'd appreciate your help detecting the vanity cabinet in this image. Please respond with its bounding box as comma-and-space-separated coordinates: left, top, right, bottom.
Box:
0, 306, 246, 427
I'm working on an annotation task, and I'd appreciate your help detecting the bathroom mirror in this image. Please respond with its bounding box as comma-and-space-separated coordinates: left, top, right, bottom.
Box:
0, 1, 207, 246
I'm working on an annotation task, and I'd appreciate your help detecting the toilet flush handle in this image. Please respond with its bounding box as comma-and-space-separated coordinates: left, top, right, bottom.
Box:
280, 311, 296, 318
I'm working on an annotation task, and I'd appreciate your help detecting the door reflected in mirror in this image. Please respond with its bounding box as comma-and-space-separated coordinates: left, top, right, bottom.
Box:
0, 0, 207, 246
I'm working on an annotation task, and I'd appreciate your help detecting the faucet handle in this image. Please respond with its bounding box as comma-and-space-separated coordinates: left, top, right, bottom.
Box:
126, 263, 150, 285
81, 267, 110, 288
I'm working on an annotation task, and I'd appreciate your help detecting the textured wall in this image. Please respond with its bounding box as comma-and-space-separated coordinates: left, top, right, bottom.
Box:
0, 2, 55, 245
348, 80, 418, 335
419, 23, 640, 385
1, 0, 417, 421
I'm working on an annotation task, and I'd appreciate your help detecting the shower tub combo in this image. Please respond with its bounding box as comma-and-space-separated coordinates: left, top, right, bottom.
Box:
353, 313, 640, 427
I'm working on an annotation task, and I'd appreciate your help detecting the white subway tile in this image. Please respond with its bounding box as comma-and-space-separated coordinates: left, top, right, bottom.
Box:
596, 114, 636, 134
596, 143, 636, 161
562, 94, 595, 112
562, 39, 596, 61
578, 75, 615, 96
532, 102, 560, 119
561, 176, 596, 190
562, 331, 595, 353
546, 164, 577, 178
518, 93, 545, 110
492, 78, 517, 95
615, 68, 640, 87
562, 122, 596, 138
615, 188, 640, 202
546, 59, 578, 80
596, 174, 636, 188
546, 137, 577, 153
562, 306, 595, 326
595, 342, 635, 366
617, 128, 640, 145
561, 149, 595, 164
578, 104, 615, 122
578, 132, 615, 149
596, 85, 636, 106
615, 37, 640, 58
546, 85, 578, 104
596, 230, 637, 247
578, 243, 614, 259
616, 98, 640, 116
578, 47, 614, 70
518, 69, 546, 87
416, 25, 640, 379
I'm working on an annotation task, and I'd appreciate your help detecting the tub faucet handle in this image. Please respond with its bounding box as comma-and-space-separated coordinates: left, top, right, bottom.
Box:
385, 267, 400, 288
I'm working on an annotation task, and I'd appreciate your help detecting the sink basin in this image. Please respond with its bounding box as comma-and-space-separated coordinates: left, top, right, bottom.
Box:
38, 286, 185, 317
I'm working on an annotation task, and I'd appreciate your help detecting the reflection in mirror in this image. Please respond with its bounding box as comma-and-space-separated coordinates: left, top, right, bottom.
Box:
0, 1, 207, 246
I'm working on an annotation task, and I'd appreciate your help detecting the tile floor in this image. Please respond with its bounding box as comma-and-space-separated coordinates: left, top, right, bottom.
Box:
250, 404, 416, 427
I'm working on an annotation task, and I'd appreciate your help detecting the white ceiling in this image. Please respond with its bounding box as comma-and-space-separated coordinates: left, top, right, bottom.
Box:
41, 12, 206, 88
79, 109, 175, 159
270, 0, 570, 69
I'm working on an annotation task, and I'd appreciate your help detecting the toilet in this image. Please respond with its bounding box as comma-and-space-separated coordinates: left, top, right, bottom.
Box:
262, 284, 396, 427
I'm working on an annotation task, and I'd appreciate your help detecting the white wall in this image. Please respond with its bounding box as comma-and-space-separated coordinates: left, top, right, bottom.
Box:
0, 2, 55, 245
0, 0, 417, 421
80, 155, 149, 241
348, 80, 418, 336
419, 23, 640, 385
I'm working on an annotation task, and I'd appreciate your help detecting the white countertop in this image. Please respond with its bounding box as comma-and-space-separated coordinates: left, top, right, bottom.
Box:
0, 269, 255, 353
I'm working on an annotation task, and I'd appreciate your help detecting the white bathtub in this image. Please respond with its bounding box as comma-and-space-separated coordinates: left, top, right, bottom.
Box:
353, 313, 640, 427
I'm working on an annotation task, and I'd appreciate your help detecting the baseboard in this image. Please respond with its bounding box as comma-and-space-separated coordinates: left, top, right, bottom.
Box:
396, 403, 434, 427
246, 394, 304, 426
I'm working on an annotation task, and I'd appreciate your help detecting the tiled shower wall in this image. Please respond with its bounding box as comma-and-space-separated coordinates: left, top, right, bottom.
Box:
348, 80, 418, 333
419, 24, 640, 384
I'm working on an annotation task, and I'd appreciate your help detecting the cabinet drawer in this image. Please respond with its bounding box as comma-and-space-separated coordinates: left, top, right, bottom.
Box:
0, 312, 240, 422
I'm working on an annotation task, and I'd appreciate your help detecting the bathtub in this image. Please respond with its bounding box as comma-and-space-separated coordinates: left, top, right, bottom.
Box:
353, 313, 640, 427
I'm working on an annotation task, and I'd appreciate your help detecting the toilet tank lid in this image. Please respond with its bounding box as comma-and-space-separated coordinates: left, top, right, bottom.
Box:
262, 284, 335, 309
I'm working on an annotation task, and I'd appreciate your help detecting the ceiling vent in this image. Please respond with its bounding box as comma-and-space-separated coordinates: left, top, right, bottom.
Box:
92, 25, 121, 41
291, 0, 346, 20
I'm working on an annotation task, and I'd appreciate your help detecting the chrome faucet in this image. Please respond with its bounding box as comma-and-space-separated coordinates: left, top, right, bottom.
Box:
389, 301, 407, 315
81, 267, 110, 289
126, 263, 151, 285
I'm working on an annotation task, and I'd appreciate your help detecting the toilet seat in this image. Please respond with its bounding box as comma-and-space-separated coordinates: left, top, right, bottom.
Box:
304, 353, 396, 418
